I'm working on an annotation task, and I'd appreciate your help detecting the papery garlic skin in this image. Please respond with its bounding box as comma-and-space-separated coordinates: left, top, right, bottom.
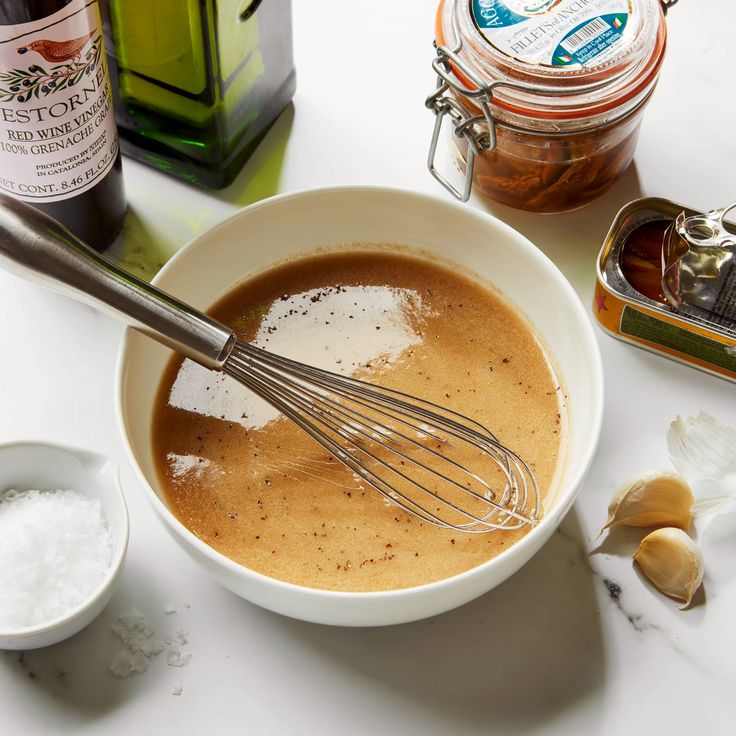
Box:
667, 412, 736, 521
634, 527, 704, 607
603, 471, 694, 531
668, 412, 736, 484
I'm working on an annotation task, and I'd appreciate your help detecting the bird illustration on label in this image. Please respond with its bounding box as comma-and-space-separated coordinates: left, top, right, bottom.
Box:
17, 30, 95, 62
0, 32, 102, 102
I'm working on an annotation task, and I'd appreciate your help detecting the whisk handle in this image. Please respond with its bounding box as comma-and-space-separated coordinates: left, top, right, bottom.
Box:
0, 195, 236, 369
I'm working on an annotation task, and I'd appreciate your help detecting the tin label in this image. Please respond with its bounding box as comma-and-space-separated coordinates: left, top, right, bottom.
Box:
0, 0, 118, 203
620, 306, 736, 373
470, 0, 635, 67
714, 266, 736, 324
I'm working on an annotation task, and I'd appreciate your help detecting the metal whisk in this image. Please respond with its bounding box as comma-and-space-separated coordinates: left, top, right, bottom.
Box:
0, 195, 539, 533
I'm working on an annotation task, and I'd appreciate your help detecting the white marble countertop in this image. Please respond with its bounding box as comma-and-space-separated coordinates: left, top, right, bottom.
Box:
1, 1, 735, 733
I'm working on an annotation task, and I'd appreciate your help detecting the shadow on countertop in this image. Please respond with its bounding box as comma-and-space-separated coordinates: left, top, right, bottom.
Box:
0, 557, 183, 723
217, 103, 295, 209
256, 509, 606, 734
471, 162, 644, 293
103, 103, 295, 285
0, 511, 606, 732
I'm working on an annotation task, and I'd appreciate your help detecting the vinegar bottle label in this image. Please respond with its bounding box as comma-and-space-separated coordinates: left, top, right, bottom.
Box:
0, 0, 119, 203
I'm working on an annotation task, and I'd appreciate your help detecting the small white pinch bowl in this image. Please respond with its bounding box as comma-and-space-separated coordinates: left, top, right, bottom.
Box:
0, 442, 129, 650
117, 186, 604, 627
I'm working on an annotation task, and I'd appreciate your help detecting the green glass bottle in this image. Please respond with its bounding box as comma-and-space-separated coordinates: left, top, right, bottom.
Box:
99, 0, 295, 188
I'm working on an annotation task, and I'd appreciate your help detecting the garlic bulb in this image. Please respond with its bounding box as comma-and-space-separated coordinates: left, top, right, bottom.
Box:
634, 527, 704, 607
603, 471, 694, 532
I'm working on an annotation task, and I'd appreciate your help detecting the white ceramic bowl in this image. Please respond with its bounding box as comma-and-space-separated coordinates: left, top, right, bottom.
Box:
116, 186, 603, 627
0, 442, 129, 649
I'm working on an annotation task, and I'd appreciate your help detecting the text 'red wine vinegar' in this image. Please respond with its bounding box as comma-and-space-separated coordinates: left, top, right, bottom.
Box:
0, 0, 125, 250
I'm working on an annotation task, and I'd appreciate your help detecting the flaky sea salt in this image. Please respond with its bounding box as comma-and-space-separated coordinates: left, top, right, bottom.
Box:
166, 649, 192, 667
0, 489, 113, 629
109, 608, 192, 679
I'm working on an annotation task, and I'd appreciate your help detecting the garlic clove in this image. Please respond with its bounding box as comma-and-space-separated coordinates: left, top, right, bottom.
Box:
603, 470, 694, 532
634, 527, 704, 608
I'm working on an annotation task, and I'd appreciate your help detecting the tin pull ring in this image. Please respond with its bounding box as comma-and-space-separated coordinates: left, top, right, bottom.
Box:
662, 202, 736, 326
680, 202, 736, 249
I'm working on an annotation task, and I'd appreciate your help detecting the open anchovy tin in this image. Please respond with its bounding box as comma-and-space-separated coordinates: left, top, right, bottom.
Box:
594, 197, 736, 382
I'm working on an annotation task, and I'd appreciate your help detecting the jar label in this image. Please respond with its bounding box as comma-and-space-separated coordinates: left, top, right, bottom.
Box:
0, 0, 119, 203
470, 0, 636, 68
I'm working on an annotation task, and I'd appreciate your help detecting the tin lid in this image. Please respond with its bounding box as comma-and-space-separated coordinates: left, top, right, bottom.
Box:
662, 203, 736, 328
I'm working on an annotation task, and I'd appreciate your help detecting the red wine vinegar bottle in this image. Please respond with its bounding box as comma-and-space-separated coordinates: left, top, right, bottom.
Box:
0, 0, 126, 251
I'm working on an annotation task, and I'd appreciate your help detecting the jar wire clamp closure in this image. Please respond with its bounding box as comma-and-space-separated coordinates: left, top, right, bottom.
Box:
426, 0, 672, 209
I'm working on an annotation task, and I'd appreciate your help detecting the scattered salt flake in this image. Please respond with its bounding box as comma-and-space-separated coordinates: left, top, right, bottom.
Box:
139, 639, 166, 658
111, 608, 164, 655
166, 648, 192, 667
173, 629, 188, 645
172, 684, 183, 696
110, 621, 140, 646
109, 650, 151, 679
118, 608, 146, 629
110, 608, 189, 679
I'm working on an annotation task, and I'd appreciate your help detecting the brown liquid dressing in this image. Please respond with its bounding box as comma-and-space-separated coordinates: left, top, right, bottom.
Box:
152, 250, 566, 592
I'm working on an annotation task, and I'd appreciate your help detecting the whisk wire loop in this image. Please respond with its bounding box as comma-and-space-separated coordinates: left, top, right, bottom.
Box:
224, 342, 539, 533
230, 354, 517, 529
230, 361, 466, 528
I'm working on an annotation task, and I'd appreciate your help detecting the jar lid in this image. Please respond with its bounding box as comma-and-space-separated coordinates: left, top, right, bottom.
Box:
469, 0, 649, 72
435, 0, 667, 122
